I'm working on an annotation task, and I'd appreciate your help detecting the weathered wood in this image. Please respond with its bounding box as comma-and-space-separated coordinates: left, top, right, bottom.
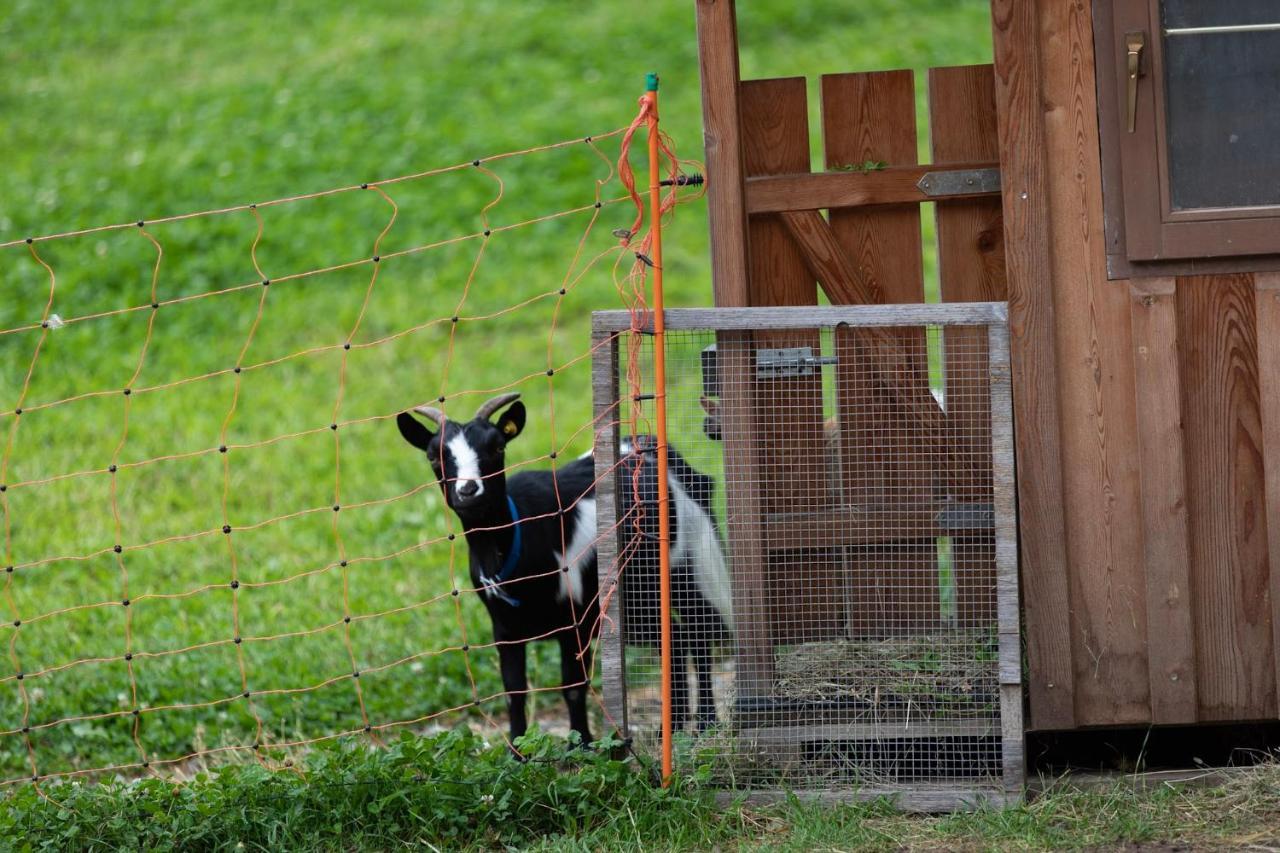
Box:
1040, 0, 1149, 726
990, 0, 1075, 730
717, 787, 1015, 813
1178, 274, 1276, 721
591, 303, 1011, 332
741, 76, 840, 642
591, 330, 626, 735
745, 162, 1000, 214
739, 718, 1000, 743
1256, 273, 1280, 719
695, 0, 750, 308
930, 63, 1005, 629
988, 322, 1023, 795
1129, 277, 1197, 724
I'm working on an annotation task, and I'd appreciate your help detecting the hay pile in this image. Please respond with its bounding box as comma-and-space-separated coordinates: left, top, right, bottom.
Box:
774, 631, 999, 715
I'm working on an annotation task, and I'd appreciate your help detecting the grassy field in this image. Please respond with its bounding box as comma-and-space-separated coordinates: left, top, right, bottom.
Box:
0, 0, 995, 783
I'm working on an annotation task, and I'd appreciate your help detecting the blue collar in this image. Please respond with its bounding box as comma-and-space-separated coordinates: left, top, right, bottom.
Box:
499, 495, 523, 582
481, 496, 523, 607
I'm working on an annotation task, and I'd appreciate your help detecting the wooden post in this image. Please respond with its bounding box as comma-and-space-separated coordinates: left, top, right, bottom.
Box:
592, 327, 626, 735
695, 0, 750, 308
695, 0, 776, 701
989, 0, 1075, 730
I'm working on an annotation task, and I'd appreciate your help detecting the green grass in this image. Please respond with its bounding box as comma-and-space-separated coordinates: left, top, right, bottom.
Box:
0, 0, 994, 783
2, 729, 1279, 851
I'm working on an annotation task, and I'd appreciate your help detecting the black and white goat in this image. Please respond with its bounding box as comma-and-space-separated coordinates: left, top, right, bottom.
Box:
396, 393, 732, 745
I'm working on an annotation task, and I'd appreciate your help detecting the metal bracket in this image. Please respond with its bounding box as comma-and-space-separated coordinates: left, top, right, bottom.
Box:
916, 168, 1001, 198
756, 347, 837, 378
935, 502, 995, 531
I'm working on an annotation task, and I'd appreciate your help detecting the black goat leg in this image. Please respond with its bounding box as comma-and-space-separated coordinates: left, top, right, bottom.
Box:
497, 641, 529, 745
558, 630, 593, 745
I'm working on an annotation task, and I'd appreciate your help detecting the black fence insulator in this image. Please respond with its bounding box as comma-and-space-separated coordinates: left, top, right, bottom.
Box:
659, 173, 704, 187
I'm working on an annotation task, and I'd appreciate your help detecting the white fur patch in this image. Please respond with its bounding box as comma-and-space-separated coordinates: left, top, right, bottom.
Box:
667, 473, 734, 629
555, 498, 596, 605
447, 434, 483, 497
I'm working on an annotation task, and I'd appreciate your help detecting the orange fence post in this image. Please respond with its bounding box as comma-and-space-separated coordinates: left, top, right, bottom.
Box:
643, 71, 675, 786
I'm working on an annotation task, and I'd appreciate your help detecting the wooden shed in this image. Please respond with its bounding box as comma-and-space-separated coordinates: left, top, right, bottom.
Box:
694, 0, 1280, 735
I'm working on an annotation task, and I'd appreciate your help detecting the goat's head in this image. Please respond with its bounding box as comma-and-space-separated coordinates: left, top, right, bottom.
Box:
396, 393, 526, 514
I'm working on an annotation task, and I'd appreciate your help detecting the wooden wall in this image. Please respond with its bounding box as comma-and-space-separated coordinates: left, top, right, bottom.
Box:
992, 0, 1280, 729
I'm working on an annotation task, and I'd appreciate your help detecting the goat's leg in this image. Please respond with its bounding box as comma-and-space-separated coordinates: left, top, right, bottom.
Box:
669, 619, 692, 733
497, 641, 529, 743
558, 630, 593, 745
691, 631, 718, 733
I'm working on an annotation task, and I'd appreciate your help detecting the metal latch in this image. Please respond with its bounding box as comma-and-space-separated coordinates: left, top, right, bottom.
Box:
916, 168, 1001, 197
935, 502, 995, 531
756, 347, 837, 378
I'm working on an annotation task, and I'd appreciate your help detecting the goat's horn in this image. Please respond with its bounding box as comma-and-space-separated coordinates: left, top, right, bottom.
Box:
411, 405, 446, 427
474, 392, 521, 421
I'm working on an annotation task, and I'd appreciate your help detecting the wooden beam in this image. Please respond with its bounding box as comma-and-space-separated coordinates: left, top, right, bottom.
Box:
746, 162, 1000, 214
695, 0, 750, 307
990, 0, 1075, 729
777, 209, 875, 305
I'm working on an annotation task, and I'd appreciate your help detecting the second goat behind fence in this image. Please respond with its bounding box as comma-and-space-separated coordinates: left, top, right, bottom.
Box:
395, 393, 733, 744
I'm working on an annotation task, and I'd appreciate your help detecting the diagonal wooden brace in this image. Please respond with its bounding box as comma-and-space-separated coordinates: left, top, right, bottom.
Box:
778, 209, 978, 490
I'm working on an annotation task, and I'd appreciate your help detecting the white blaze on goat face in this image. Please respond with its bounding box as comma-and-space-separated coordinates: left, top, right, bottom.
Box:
446, 433, 484, 497
554, 497, 596, 605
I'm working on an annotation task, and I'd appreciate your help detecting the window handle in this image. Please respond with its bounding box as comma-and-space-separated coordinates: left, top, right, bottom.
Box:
1125, 31, 1146, 132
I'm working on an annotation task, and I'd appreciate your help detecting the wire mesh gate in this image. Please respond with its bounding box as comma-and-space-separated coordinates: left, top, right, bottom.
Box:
592, 303, 1021, 809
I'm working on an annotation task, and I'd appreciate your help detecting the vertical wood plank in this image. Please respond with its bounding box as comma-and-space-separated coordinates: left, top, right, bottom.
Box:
990, 0, 1075, 729
1177, 274, 1276, 721
821, 71, 926, 308
1255, 273, 1280, 719
1039, 0, 1149, 726
1129, 277, 1197, 724
821, 70, 938, 637
695, 0, 750, 308
741, 77, 839, 644
930, 63, 1005, 629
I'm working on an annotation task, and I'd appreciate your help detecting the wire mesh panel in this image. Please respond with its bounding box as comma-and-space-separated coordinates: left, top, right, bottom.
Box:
593, 303, 1021, 809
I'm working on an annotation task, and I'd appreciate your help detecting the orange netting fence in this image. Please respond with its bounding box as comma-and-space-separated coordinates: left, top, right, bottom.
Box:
0, 92, 700, 787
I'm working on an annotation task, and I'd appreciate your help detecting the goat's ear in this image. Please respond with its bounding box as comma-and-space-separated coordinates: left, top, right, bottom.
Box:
494, 401, 526, 442
396, 411, 436, 451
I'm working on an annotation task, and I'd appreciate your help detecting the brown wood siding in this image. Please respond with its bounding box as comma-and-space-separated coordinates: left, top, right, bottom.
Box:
1177, 275, 1275, 721
994, 0, 1280, 728
1039, 0, 1150, 726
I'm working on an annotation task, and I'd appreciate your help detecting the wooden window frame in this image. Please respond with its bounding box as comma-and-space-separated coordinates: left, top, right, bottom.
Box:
1094, 0, 1280, 279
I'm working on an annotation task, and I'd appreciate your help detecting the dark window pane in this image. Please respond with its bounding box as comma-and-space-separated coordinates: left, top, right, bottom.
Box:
1163, 0, 1277, 30
1161, 24, 1280, 209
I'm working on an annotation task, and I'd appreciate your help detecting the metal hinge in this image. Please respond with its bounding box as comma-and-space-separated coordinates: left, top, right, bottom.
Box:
917, 167, 1001, 197
756, 347, 837, 378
